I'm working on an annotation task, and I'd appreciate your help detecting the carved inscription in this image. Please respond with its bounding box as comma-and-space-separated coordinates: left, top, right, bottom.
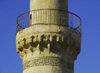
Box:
23, 57, 73, 70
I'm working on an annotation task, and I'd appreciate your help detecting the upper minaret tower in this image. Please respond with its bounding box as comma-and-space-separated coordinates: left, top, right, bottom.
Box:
30, 0, 68, 10
16, 0, 81, 73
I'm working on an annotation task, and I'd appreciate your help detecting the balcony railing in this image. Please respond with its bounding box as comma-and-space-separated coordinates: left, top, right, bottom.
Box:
16, 9, 81, 35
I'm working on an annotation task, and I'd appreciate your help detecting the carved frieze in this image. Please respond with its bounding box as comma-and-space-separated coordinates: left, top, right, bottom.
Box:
23, 57, 73, 70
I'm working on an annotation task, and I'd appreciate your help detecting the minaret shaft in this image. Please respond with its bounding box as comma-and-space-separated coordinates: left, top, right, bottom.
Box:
16, 0, 81, 73
30, 0, 68, 11
30, 0, 68, 26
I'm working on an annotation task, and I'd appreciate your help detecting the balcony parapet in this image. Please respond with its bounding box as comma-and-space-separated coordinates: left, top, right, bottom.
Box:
16, 9, 81, 35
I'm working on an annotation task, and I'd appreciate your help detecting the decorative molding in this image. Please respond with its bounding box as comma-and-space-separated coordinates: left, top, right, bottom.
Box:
16, 33, 81, 60
23, 57, 73, 70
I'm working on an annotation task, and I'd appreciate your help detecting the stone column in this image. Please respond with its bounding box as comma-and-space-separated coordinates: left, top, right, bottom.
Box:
29, 0, 68, 26
30, 0, 68, 11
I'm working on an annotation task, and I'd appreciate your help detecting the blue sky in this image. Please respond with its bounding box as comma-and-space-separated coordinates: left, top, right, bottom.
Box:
0, 0, 100, 73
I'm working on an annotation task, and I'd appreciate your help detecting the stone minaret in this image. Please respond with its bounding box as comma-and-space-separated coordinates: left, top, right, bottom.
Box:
16, 0, 81, 73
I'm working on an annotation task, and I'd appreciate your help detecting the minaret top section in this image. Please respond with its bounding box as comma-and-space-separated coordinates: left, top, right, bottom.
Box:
16, 0, 81, 73
30, 0, 68, 11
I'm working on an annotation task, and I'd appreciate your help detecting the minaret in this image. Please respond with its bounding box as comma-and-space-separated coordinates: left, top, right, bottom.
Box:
16, 0, 81, 73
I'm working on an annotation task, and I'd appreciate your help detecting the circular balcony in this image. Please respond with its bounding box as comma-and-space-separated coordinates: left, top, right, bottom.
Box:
16, 9, 81, 35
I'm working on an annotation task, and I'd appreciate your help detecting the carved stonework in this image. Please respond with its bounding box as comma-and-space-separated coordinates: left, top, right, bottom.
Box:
16, 26, 81, 60
23, 57, 74, 70
16, 23, 81, 73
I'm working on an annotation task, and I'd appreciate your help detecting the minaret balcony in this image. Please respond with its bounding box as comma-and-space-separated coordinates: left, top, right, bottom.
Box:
16, 9, 81, 35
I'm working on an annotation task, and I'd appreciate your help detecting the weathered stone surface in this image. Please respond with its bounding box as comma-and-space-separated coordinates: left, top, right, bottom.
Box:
30, 0, 68, 11
16, 0, 81, 73
16, 24, 80, 73
23, 56, 74, 70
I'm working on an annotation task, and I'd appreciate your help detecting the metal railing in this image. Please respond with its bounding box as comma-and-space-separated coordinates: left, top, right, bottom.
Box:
16, 9, 81, 34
